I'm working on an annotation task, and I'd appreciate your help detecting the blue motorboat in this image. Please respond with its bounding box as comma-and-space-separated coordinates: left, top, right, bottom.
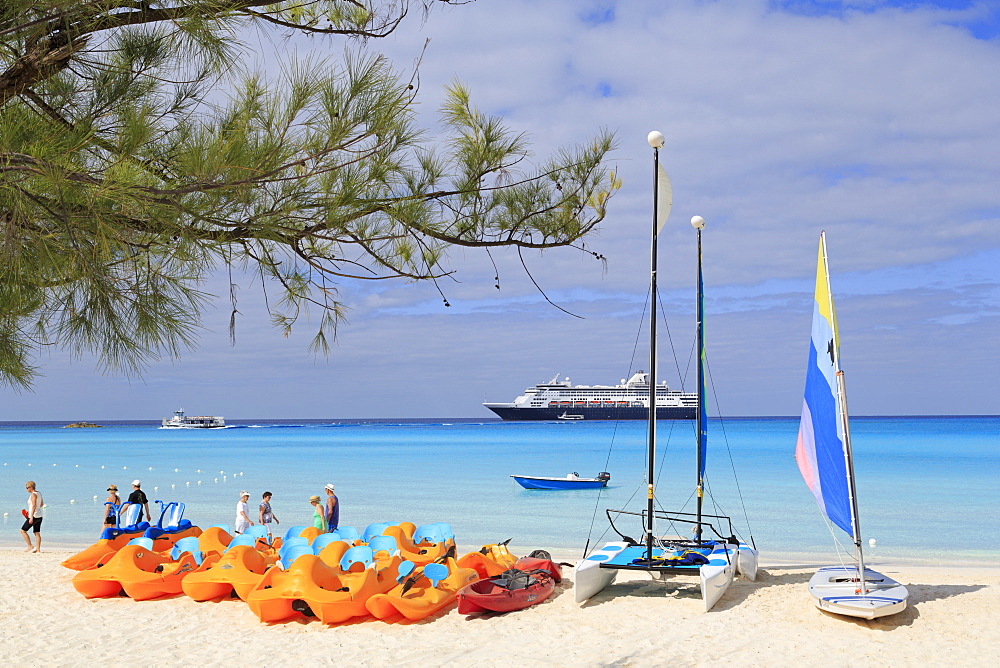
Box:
510, 472, 610, 490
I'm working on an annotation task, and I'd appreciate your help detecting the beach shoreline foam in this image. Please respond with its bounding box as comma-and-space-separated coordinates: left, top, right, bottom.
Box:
3, 550, 996, 665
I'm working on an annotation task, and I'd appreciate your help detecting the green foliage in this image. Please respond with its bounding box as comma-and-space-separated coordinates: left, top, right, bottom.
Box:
0, 1, 618, 388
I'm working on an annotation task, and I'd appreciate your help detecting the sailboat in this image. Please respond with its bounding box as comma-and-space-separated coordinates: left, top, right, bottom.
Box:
574, 132, 757, 612
796, 232, 908, 620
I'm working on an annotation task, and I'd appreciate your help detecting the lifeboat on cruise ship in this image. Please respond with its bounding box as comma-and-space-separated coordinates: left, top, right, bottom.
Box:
364, 555, 478, 621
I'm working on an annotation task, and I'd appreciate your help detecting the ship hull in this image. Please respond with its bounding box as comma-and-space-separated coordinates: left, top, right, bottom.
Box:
486, 406, 695, 421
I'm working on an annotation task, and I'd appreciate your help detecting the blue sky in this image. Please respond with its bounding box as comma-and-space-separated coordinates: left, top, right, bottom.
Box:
2, 0, 997, 420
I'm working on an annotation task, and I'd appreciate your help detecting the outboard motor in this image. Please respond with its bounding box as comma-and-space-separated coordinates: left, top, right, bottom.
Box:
597, 472, 611, 483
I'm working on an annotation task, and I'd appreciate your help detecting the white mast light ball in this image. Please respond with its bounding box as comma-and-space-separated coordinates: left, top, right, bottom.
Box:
691, 215, 706, 229
647, 131, 665, 149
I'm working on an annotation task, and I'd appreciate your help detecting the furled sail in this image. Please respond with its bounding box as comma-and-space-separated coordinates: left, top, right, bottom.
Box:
795, 233, 853, 537
696, 231, 707, 481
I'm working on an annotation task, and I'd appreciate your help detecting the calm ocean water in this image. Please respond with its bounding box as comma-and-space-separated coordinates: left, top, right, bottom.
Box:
1, 416, 996, 565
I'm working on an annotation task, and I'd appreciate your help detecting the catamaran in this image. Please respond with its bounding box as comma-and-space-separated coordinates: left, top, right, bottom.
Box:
574, 132, 757, 612
796, 232, 909, 619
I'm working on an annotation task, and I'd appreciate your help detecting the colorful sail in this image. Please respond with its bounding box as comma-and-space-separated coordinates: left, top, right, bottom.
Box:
795, 233, 853, 537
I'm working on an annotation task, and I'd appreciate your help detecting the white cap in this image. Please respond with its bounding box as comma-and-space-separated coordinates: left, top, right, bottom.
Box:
240, 490, 249, 497
132, 479, 141, 486
325, 483, 335, 491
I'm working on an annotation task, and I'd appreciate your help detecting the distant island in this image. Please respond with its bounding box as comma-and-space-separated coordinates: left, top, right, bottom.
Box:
64, 422, 103, 428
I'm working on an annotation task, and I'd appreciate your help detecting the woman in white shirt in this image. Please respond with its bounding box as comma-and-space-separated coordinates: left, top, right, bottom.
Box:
234, 491, 254, 534
21, 481, 44, 553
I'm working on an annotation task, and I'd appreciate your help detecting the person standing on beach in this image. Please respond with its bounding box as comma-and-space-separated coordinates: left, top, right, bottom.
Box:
310, 495, 325, 530
259, 491, 279, 540
127, 480, 151, 524
234, 491, 254, 534
324, 483, 339, 532
104, 484, 121, 527
20, 481, 44, 553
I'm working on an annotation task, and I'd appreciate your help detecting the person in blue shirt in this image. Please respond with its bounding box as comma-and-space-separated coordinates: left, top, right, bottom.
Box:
324, 483, 339, 532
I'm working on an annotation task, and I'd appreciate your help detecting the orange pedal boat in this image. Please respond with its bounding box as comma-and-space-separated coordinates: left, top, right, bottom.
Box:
62, 532, 136, 571
364, 557, 478, 621
246, 544, 403, 625
383, 524, 455, 565
72, 543, 201, 600
181, 544, 276, 601
457, 541, 519, 579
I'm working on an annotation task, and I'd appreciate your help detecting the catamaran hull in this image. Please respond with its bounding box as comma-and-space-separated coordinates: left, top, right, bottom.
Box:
699, 543, 736, 612
808, 567, 908, 619
576, 542, 740, 611
736, 545, 758, 581
573, 543, 627, 603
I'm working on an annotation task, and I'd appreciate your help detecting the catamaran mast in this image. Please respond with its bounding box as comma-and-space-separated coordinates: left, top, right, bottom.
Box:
694, 217, 706, 542
820, 231, 867, 591
646, 138, 662, 563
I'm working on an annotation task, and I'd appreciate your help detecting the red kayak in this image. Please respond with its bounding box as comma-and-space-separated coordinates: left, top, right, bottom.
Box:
457, 556, 562, 615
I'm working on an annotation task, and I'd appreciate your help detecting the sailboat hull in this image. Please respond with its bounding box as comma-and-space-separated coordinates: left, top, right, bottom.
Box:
808, 566, 908, 619
573, 542, 626, 603
699, 542, 736, 612
736, 544, 758, 581
576, 541, 740, 611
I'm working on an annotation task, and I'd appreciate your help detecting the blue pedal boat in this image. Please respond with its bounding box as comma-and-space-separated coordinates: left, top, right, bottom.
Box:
510, 472, 610, 490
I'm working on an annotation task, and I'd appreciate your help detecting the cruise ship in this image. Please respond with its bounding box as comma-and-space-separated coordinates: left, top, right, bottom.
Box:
161, 409, 226, 429
483, 372, 697, 421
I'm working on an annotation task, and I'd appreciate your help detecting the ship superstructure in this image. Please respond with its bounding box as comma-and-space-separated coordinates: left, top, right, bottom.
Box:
483, 372, 696, 421
161, 409, 226, 429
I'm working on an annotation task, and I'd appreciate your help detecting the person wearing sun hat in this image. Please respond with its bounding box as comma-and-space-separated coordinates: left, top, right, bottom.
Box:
324, 483, 339, 533
234, 490, 254, 534
310, 495, 325, 530
127, 480, 151, 523
103, 484, 121, 527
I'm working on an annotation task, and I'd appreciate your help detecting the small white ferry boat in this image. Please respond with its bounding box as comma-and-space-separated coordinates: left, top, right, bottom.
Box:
161, 409, 225, 429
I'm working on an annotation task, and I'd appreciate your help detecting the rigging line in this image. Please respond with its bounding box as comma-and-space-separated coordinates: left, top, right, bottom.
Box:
653, 487, 699, 541
651, 290, 688, 486
656, 288, 687, 394
583, 284, 651, 555
653, 418, 678, 485
822, 514, 854, 572
705, 349, 755, 541
654, 486, 697, 516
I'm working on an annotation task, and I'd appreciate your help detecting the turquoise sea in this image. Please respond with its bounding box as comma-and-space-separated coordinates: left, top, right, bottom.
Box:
1, 416, 997, 565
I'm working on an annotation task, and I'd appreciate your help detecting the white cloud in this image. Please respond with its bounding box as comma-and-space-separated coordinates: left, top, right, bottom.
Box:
3, 1, 997, 419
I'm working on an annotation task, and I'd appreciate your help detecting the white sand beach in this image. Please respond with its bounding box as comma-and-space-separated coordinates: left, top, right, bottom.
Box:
1, 550, 997, 666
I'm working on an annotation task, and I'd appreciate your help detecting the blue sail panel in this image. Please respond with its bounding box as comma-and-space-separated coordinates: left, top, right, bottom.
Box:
795, 238, 853, 538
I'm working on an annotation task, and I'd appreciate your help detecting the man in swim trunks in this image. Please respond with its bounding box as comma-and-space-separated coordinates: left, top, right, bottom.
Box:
20, 481, 44, 553
324, 483, 339, 532
127, 480, 152, 523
